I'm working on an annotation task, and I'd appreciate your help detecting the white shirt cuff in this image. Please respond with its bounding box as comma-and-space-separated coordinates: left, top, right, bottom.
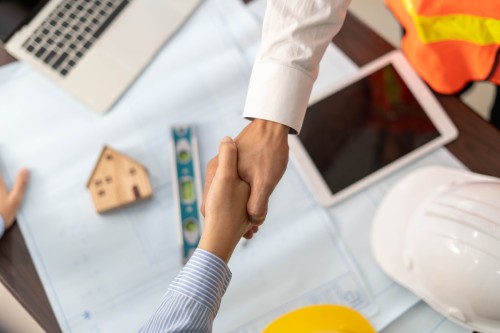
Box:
243, 62, 315, 134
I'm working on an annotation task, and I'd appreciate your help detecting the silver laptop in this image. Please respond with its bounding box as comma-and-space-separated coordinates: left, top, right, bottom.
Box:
1, 0, 201, 112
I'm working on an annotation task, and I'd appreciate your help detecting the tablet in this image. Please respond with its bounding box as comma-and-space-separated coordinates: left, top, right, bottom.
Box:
289, 50, 458, 207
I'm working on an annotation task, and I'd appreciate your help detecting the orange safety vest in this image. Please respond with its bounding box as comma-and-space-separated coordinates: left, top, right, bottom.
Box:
385, 0, 500, 94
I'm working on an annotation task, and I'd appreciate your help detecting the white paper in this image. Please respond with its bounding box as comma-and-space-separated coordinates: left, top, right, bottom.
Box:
0, 1, 258, 332
382, 301, 470, 333
216, 167, 376, 332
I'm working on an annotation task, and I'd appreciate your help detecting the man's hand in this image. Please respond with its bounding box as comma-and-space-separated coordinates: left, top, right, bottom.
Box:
234, 119, 289, 223
199, 137, 252, 263
0, 169, 29, 231
202, 119, 289, 234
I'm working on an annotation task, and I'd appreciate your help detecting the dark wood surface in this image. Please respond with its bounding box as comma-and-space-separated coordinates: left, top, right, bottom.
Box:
0, 9, 499, 333
0, 224, 58, 332
0, 48, 15, 65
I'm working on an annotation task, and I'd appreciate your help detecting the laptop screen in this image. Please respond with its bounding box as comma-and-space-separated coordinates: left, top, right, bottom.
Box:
0, 0, 49, 42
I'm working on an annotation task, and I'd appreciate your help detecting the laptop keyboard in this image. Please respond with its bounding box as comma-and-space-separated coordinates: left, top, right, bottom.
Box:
22, 0, 130, 77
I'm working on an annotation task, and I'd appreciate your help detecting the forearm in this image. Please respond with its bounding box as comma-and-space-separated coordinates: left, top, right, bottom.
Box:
140, 249, 231, 333
244, 0, 351, 134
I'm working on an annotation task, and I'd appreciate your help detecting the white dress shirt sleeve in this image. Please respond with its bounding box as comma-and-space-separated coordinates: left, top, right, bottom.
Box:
243, 0, 351, 134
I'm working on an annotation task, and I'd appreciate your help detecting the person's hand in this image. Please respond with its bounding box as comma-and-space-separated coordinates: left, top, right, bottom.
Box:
198, 137, 252, 263
201, 119, 289, 236
234, 119, 289, 223
0, 169, 29, 231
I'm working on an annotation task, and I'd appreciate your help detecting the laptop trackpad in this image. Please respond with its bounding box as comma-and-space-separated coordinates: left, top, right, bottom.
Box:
95, 1, 188, 71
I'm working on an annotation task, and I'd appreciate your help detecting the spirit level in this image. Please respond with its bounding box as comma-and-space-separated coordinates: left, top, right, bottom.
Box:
170, 125, 203, 264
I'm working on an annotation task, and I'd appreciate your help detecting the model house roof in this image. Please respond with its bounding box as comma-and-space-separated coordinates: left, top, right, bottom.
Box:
86, 145, 147, 188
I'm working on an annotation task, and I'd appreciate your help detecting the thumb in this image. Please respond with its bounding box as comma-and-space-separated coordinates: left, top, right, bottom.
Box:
247, 188, 268, 224
8, 169, 29, 208
216, 137, 238, 178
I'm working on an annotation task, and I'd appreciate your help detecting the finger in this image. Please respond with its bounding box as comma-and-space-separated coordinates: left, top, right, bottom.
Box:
201, 157, 218, 217
243, 230, 254, 239
247, 188, 269, 224
8, 169, 29, 208
216, 136, 238, 178
243, 225, 259, 239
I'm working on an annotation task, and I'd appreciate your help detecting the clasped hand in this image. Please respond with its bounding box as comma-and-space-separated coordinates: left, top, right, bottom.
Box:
200, 120, 289, 260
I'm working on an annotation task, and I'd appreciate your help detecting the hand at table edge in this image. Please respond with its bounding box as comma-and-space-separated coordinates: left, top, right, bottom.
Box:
0, 168, 29, 232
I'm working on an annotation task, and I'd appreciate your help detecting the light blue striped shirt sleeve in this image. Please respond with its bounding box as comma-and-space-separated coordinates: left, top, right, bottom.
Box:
0, 215, 4, 239
140, 249, 232, 333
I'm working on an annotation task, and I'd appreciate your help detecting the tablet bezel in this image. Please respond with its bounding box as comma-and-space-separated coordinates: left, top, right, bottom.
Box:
289, 50, 458, 207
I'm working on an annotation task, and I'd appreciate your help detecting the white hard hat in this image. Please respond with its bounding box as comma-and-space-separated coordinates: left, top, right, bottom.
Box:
372, 166, 500, 333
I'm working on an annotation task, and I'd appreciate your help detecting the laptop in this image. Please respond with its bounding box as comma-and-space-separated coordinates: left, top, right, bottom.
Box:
0, 0, 201, 112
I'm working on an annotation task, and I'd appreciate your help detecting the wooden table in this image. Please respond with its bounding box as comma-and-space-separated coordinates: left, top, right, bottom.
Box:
1, 9, 499, 333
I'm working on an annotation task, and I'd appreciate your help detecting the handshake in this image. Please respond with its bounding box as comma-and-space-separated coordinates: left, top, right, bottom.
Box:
0, 119, 289, 266
199, 119, 289, 263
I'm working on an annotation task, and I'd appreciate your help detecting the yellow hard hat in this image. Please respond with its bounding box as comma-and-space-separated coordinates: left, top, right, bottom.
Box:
263, 305, 376, 333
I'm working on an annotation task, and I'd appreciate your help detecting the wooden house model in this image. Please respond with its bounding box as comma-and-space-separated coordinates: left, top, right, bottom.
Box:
86, 146, 153, 213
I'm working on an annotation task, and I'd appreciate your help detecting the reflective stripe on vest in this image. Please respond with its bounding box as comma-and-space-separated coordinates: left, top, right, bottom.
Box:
402, 0, 500, 45
386, 0, 500, 94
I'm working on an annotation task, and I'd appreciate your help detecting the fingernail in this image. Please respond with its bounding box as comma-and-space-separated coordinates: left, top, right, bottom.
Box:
221, 136, 233, 143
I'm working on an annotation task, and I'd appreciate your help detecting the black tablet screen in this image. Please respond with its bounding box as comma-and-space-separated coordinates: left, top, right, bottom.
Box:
298, 64, 440, 194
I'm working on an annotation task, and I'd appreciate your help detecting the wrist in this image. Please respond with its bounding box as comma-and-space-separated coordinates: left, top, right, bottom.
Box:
251, 119, 289, 138
198, 235, 237, 264
198, 220, 240, 264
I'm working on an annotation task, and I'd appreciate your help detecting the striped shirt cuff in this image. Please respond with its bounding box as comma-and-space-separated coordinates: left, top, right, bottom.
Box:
169, 249, 232, 316
0, 215, 4, 239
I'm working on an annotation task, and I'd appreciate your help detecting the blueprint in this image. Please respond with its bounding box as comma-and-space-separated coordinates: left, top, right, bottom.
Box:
217, 171, 375, 332
0, 0, 471, 332
0, 0, 373, 332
